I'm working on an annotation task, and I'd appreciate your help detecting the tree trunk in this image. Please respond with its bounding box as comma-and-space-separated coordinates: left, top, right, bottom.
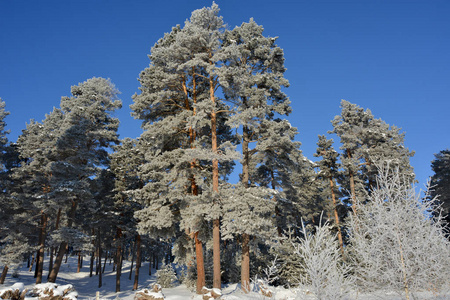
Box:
241, 233, 250, 293
90, 251, 95, 277
115, 245, 122, 292
48, 247, 54, 279
194, 232, 205, 294
347, 149, 358, 215
48, 241, 68, 283
240, 126, 251, 293
0, 265, 8, 284
329, 177, 345, 258
34, 249, 40, 278
154, 254, 158, 270
36, 212, 47, 284
129, 240, 136, 280
48, 200, 78, 283
115, 227, 123, 293
29, 253, 35, 272
48, 208, 61, 278
212, 219, 221, 289
77, 252, 82, 273
103, 251, 107, 274
210, 72, 221, 290
95, 246, 100, 276
98, 244, 103, 288
133, 235, 141, 290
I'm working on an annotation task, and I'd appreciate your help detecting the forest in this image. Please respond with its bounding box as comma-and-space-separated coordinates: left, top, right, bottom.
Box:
0, 3, 449, 300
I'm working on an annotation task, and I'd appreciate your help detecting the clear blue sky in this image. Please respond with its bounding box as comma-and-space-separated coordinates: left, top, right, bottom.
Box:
1, 0, 449, 189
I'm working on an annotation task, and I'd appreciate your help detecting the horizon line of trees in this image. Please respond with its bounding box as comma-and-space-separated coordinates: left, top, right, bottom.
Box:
0, 3, 449, 298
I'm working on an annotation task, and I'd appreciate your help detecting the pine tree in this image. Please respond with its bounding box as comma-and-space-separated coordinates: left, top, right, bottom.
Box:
313, 135, 345, 256
11, 107, 65, 284
0, 99, 25, 284
110, 138, 144, 291
131, 3, 238, 292
430, 149, 450, 226
218, 19, 304, 292
47, 77, 122, 282
330, 100, 414, 212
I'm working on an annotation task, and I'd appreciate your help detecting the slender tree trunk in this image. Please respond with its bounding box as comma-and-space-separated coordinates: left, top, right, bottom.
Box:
65, 248, 69, 263
129, 240, 136, 280
77, 252, 82, 273
103, 251, 107, 274
34, 249, 40, 278
29, 253, 35, 272
98, 244, 103, 288
90, 251, 95, 277
148, 257, 152, 276
36, 212, 47, 284
240, 125, 251, 293
115, 227, 123, 293
48, 247, 54, 279
95, 246, 100, 276
329, 177, 345, 258
133, 235, 141, 290
347, 149, 358, 215
185, 69, 206, 293
115, 245, 122, 292
48, 208, 61, 278
48, 241, 68, 283
209, 71, 221, 290
241, 233, 250, 293
194, 232, 205, 294
113, 253, 116, 272
48, 200, 78, 283
0, 265, 8, 284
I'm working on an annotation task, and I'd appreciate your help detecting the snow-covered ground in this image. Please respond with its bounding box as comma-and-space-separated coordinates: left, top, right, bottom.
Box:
1, 255, 448, 299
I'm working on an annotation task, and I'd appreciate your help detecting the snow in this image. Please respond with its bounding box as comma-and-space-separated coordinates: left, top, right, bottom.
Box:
1, 256, 449, 299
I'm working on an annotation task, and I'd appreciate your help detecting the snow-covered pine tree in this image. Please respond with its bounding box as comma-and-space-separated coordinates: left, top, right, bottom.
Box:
0, 99, 25, 285
131, 3, 238, 292
12, 107, 65, 284
329, 100, 370, 213
217, 19, 305, 292
313, 135, 345, 256
130, 22, 208, 293
348, 166, 450, 299
110, 138, 145, 291
330, 100, 414, 213
47, 77, 122, 283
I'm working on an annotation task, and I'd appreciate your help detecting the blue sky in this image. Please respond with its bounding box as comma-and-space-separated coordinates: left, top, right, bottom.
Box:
1, 0, 449, 189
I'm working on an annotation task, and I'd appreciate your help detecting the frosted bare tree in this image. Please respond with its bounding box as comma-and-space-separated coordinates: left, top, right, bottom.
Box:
292, 215, 353, 300
348, 165, 450, 299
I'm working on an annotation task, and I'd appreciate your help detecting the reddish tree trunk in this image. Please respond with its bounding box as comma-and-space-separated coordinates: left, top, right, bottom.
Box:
194, 232, 205, 293
210, 72, 221, 290
0, 265, 8, 284
133, 235, 141, 290
329, 177, 345, 258
241, 233, 250, 293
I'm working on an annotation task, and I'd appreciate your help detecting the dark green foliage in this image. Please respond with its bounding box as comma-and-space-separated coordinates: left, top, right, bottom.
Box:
431, 149, 450, 225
